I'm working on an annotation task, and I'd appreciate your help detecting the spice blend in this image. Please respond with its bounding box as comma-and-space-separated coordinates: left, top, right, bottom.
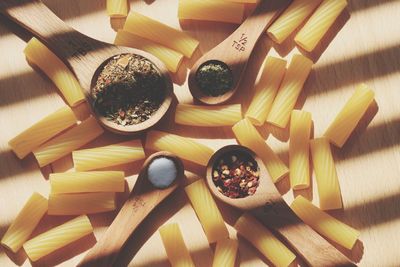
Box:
92, 54, 165, 126
212, 152, 260, 198
196, 60, 233, 96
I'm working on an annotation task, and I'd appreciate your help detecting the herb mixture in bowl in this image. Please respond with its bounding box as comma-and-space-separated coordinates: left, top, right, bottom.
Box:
92, 54, 165, 126
212, 151, 260, 198
196, 60, 233, 97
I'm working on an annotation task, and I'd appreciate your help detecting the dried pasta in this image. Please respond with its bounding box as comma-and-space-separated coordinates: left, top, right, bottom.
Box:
244, 0, 260, 17
267, 0, 322, 44
159, 223, 195, 267
33, 116, 104, 167
23, 215, 93, 262
145, 131, 214, 166
178, 0, 245, 24
48, 192, 116, 215
234, 213, 296, 267
175, 104, 242, 127
24, 38, 85, 106
289, 110, 312, 189
222, 0, 258, 2
291, 196, 360, 249
232, 118, 288, 182
324, 83, 375, 147
72, 139, 145, 171
212, 239, 239, 267
114, 30, 184, 73
106, 0, 128, 18
310, 138, 342, 210
267, 54, 313, 128
295, 0, 348, 52
1, 193, 47, 253
50, 171, 125, 194
245, 56, 287, 126
123, 12, 199, 58
185, 179, 229, 243
9, 106, 77, 159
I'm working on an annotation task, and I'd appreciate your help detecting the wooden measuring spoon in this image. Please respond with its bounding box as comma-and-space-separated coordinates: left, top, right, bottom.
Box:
206, 145, 355, 267
0, 0, 173, 135
77, 151, 184, 267
188, 0, 292, 105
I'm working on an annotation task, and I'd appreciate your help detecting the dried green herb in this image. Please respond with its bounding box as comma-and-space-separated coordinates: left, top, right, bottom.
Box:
212, 152, 260, 198
195, 60, 233, 97
92, 54, 165, 126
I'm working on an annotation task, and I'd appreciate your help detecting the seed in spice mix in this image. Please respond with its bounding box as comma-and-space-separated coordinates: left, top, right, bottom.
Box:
212, 152, 260, 198
195, 60, 233, 97
92, 54, 165, 126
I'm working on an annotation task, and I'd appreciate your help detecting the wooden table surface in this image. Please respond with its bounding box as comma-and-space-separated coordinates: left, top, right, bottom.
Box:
1, 0, 399, 266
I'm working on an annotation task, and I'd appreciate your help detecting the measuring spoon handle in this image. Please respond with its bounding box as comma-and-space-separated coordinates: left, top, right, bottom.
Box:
0, 0, 109, 73
77, 183, 179, 267
254, 200, 356, 267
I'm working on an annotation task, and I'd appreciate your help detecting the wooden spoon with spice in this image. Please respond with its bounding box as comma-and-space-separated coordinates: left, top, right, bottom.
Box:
0, 0, 173, 135
206, 145, 356, 267
78, 151, 184, 267
188, 0, 292, 105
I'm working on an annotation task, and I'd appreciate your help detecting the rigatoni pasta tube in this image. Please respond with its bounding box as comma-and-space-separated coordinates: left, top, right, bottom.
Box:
106, 0, 128, 18
267, 0, 322, 44
289, 110, 312, 189
291, 196, 360, 249
123, 12, 199, 58
24, 38, 85, 106
185, 179, 229, 243
295, 0, 348, 52
244, 0, 260, 17
212, 239, 239, 267
1, 193, 47, 253
114, 30, 184, 73
245, 56, 287, 126
232, 119, 288, 182
48, 192, 116, 215
267, 54, 313, 128
175, 104, 242, 127
234, 213, 296, 267
324, 84, 375, 147
310, 138, 342, 210
23, 215, 93, 262
221, 0, 258, 3
9, 106, 77, 159
72, 139, 145, 171
145, 131, 214, 166
159, 223, 195, 267
50, 171, 125, 194
33, 116, 104, 167
178, 0, 245, 24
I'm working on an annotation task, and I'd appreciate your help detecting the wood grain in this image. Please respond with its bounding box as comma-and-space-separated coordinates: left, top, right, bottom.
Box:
0, 0, 173, 135
188, 0, 291, 105
0, 0, 399, 266
206, 145, 354, 266
77, 151, 184, 267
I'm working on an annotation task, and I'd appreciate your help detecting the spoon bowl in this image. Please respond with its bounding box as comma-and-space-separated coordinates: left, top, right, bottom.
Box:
78, 151, 184, 267
188, 0, 292, 105
206, 145, 281, 210
206, 145, 355, 267
90, 52, 173, 135
0, 0, 173, 135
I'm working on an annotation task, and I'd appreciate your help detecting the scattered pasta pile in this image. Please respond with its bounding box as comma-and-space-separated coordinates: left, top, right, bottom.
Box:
2, 0, 376, 266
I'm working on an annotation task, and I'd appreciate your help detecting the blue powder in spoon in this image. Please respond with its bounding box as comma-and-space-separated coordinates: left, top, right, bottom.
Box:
147, 157, 178, 188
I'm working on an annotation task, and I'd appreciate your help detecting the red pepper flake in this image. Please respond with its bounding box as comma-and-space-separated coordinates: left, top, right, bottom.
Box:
212, 152, 260, 198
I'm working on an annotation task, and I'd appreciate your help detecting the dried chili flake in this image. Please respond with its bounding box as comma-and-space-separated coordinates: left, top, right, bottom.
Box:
212, 152, 260, 198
